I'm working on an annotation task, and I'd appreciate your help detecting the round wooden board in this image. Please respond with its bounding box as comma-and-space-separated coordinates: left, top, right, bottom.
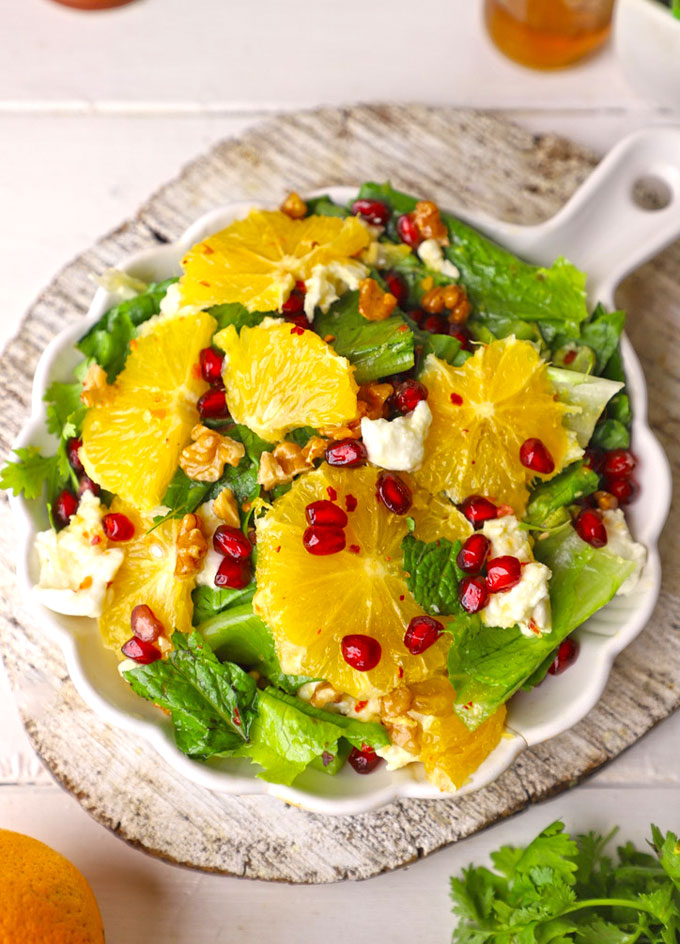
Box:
1, 106, 678, 884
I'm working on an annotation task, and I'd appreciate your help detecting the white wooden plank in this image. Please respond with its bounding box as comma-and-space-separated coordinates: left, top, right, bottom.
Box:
0, 783, 678, 944
1, 0, 657, 111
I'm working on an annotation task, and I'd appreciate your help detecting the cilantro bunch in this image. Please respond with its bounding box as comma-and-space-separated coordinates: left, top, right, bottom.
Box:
451, 820, 680, 942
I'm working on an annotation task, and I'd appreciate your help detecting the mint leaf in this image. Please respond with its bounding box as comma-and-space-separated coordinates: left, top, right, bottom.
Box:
314, 290, 414, 383
77, 278, 176, 381
191, 584, 256, 625
123, 630, 258, 757
402, 533, 465, 617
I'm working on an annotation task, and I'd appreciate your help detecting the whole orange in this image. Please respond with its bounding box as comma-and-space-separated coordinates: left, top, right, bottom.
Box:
0, 828, 105, 943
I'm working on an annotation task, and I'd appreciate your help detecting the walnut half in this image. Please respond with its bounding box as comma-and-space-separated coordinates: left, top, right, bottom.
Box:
175, 513, 208, 577
179, 424, 245, 483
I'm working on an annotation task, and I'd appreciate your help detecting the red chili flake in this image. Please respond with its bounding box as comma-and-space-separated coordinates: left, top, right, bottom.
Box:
327, 486, 338, 501
91, 535, 101, 546
233, 706, 242, 726
348, 544, 361, 554
399, 594, 404, 601
450, 393, 463, 405
275, 545, 281, 553
397, 666, 404, 679
201, 244, 214, 255
528, 617, 540, 635
345, 494, 358, 512
462, 701, 473, 710
355, 700, 368, 712
199, 280, 211, 287
397, 324, 410, 333
290, 326, 305, 336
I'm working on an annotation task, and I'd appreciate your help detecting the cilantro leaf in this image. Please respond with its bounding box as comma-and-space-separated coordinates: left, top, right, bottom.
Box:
123, 630, 258, 756
0, 447, 66, 501
44, 379, 85, 437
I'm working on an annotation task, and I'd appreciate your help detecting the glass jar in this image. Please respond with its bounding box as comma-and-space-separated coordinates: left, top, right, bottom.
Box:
484, 0, 616, 69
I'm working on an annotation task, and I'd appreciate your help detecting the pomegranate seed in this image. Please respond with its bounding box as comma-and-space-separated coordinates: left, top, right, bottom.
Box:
573, 508, 608, 548
607, 477, 638, 505
199, 348, 224, 385
325, 438, 368, 468
66, 437, 84, 475
486, 556, 522, 593
78, 475, 100, 497
294, 280, 307, 293
302, 526, 346, 556
582, 447, 604, 473
602, 449, 636, 480
384, 271, 408, 307
351, 198, 391, 226
213, 525, 252, 560
409, 307, 426, 326
376, 472, 412, 515
327, 486, 338, 501
422, 314, 448, 334
394, 379, 428, 414
52, 489, 78, 529
449, 327, 471, 350
214, 556, 252, 589
548, 638, 580, 675
284, 313, 308, 330
341, 634, 382, 671
130, 604, 165, 642
305, 500, 348, 528
460, 495, 498, 529
345, 494, 358, 512
519, 438, 555, 475
397, 213, 422, 247
281, 290, 305, 315
348, 745, 382, 774
456, 533, 491, 574
459, 576, 489, 613
450, 393, 463, 406
121, 636, 161, 664
102, 513, 135, 541
198, 388, 229, 419
404, 615, 444, 655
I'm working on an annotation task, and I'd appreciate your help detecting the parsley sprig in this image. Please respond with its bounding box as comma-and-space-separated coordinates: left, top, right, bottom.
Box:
451, 820, 680, 942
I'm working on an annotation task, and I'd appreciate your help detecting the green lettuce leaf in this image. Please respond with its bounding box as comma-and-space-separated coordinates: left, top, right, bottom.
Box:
547, 366, 623, 447
198, 603, 313, 694
305, 194, 349, 218
552, 303, 625, 373
525, 462, 600, 527
208, 302, 272, 332
449, 527, 636, 728
238, 687, 388, 785
356, 181, 589, 335
591, 419, 630, 451
123, 630, 258, 757
314, 290, 414, 383
77, 278, 176, 382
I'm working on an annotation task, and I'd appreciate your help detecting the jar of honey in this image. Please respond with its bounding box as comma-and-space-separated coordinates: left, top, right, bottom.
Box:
484, 0, 615, 69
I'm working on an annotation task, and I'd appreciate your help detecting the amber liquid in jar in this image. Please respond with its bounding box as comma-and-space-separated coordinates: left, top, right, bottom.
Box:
484, 0, 615, 69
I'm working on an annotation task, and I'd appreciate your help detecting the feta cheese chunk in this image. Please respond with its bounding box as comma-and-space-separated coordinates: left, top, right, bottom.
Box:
480, 515, 552, 637
417, 238, 460, 280
602, 508, 646, 595
158, 282, 204, 319
303, 259, 368, 323
33, 492, 124, 618
361, 400, 432, 472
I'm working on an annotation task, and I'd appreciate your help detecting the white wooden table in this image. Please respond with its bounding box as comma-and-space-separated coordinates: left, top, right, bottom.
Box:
1, 2, 678, 941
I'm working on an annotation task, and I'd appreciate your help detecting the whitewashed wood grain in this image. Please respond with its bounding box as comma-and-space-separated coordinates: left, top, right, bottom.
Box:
0, 106, 678, 883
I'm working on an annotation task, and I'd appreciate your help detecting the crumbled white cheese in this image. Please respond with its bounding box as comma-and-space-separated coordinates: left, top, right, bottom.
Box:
361, 400, 432, 473
417, 238, 460, 280
303, 259, 368, 323
194, 500, 228, 588
602, 508, 646, 595
33, 492, 124, 618
480, 515, 552, 637
158, 282, 204, 319
563, 428, 585, 464
375, 743, 419, 771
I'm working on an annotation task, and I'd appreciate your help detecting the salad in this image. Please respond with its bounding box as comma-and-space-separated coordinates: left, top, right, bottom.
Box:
1, 184, 646, 792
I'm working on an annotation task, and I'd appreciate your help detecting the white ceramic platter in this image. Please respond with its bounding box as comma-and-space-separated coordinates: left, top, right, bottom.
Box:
9, 127, 679, 814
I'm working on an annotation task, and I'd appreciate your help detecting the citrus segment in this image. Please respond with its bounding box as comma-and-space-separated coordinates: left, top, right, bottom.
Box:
409, 677, 506, 790
215, 320, 359, 442
0, 828, 105, 944
415, 338, 570, 513
99, 500, 195, 652
179, 209, 371, 312
80, 312, 215, 511
254, 465, 453, 699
